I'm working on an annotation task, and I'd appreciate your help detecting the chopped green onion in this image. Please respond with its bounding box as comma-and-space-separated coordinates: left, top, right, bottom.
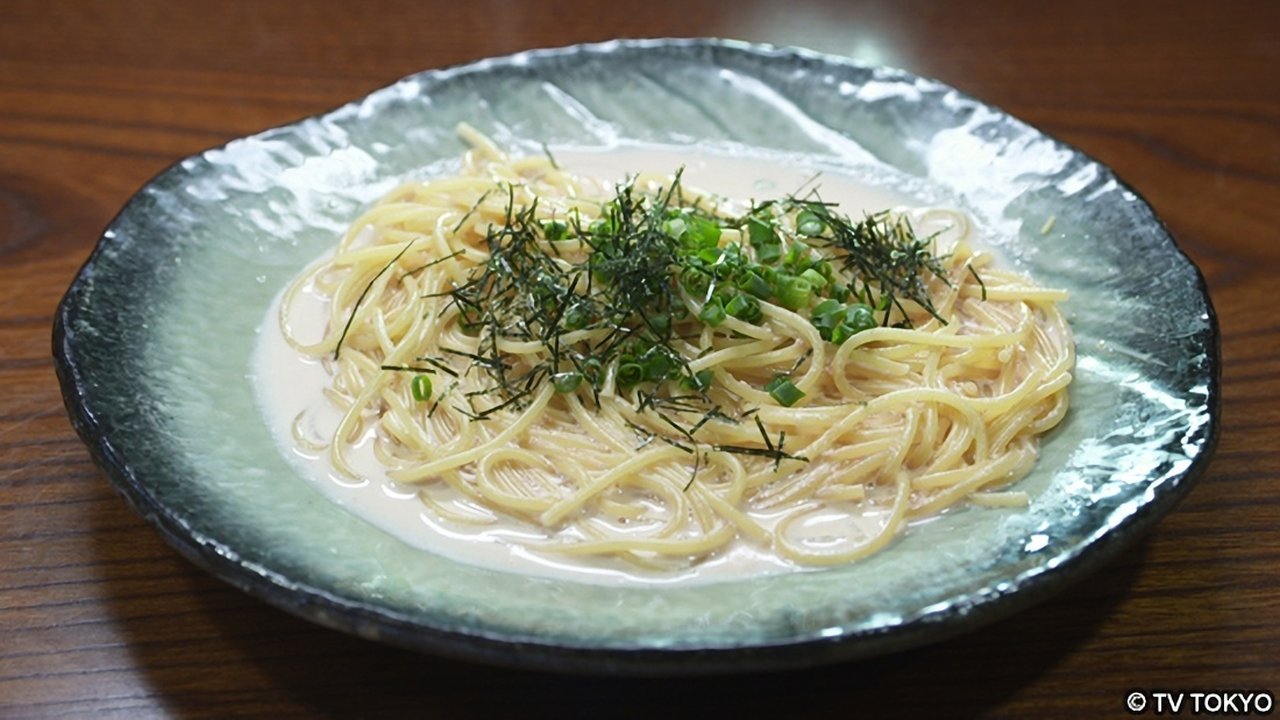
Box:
552, 371, 583, 393
640, 347, 675, 381
662, 216, 688, 240
724, 293, 761, 323
617, 362, 644, 389
683, 369, 715, 392
433, 167, 954, 463
588, 216, 615, 236
775, 276, 813, 311
799, 267, 827, 289
688, 216, 722, 247
647, 314, 671, 334
796, 209, 826, 237
698, 298, 727, 326
562, 303, 591, 330
845, 303, 877, 333
747, 215, 776, 248
831, 322, 857, 344
411, 375, 433, 402
811, 298, 843, 319
581, 357, 603, 386
810, 311, 841, 340
783, 243, 808, 269
541, 219, 568, 240
756, 242, 783, 264
738, 269, 773, 299
680, 266, 712, 295
765, 375, 805, 407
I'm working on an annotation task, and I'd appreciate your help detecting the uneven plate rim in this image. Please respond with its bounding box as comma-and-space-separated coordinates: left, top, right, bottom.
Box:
52, 37, 1221, 675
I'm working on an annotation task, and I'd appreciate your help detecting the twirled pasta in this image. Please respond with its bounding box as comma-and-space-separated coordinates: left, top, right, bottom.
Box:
277, 132, 1073, 571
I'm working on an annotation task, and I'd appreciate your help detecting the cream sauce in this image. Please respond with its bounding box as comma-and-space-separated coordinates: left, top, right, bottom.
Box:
250, 146, 961, 586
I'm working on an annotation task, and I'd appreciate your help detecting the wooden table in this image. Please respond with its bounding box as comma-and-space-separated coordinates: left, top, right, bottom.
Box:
3, 1, 1276, 716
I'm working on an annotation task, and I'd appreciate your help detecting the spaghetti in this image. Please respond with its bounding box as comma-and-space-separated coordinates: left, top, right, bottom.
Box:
276, 131, 1073, 571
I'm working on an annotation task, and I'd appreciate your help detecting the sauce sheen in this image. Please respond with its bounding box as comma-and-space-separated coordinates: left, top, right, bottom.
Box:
251, 147, 957, 586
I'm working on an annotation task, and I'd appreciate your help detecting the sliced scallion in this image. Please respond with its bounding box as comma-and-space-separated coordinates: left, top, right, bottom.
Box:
411, 374, 433, 402
765, 375, 805, 407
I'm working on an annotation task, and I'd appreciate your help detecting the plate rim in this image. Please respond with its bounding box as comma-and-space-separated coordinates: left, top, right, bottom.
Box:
52, 36, 1222, 675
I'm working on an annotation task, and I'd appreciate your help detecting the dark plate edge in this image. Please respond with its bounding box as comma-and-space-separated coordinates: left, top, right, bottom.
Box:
50, 37, 1223, 676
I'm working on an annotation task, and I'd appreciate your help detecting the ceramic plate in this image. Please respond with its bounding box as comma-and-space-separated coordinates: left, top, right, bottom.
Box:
54, 39, 1219, 674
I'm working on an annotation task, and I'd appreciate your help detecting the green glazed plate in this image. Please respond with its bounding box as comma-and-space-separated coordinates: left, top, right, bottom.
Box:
54, 39, 1219, 674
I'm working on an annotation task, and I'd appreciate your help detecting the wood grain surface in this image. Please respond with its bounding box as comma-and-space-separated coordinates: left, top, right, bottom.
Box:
2, 1, 1276, 717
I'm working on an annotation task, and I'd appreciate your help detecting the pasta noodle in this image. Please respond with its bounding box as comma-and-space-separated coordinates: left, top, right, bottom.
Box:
275, 131, 1074, 572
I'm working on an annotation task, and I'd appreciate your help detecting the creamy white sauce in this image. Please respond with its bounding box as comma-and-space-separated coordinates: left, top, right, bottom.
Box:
250, 147, 954, 587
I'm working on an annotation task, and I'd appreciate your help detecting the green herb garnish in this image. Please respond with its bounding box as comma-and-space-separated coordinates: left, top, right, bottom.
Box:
410, 374, 433, 402
765, 375, 806, 407
346, 170, 970, 485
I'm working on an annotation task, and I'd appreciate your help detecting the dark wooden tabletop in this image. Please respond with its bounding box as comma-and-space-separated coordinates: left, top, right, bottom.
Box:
3, 1, 1277, 717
